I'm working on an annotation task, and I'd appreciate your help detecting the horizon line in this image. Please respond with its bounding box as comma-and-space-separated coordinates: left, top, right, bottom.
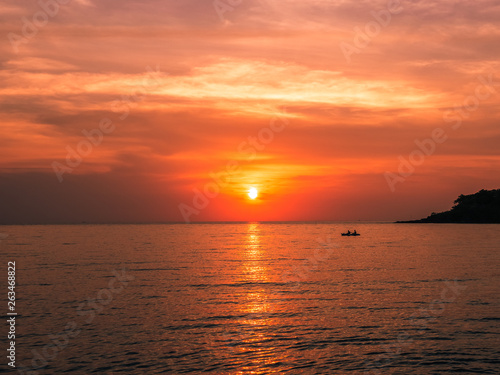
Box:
0, 220, 399, 226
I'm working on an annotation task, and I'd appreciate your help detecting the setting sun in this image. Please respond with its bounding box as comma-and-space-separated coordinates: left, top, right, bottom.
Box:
248, 187, 258, 200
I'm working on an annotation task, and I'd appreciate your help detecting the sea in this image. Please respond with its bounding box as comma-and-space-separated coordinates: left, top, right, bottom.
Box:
1, 223, 499, 374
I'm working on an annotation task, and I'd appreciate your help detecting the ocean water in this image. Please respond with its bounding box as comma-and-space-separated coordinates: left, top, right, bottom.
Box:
1, 223, 499, 374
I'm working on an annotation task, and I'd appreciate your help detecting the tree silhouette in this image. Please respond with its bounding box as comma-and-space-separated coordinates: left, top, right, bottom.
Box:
401, 189, 500, 223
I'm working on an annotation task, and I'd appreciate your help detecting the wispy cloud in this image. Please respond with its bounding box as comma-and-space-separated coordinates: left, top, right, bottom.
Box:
1, 0, 500, 222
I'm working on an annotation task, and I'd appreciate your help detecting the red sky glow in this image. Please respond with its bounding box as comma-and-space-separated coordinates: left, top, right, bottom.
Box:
1, 0, 500, 223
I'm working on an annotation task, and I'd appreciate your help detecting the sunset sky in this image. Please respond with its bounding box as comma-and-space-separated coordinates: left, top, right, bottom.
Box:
1, 0, 500, 223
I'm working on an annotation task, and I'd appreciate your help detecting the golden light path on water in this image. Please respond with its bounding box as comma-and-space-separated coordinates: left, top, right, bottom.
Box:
233, 223, 284, 374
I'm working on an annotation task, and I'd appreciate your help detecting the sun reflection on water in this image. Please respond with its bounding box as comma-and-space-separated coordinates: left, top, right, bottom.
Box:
228, 223, 285, 373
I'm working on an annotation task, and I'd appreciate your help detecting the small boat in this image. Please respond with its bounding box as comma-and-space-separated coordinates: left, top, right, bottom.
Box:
341, 232, 360, 236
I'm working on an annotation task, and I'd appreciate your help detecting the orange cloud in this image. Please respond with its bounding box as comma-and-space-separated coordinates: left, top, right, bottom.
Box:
1, 0, 500, 223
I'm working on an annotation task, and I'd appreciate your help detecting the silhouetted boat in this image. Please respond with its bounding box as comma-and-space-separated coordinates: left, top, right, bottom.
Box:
341, 232, 360, 236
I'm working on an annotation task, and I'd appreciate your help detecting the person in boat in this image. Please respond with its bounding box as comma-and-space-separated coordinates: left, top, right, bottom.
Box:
353, 230, 357, 235
347, 230, 351, 235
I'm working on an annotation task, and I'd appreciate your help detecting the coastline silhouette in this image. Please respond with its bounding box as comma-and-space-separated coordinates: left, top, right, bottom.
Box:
398, 189, 500, 223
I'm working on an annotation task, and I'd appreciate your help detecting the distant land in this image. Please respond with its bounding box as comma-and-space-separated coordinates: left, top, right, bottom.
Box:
398, 189, 500, 223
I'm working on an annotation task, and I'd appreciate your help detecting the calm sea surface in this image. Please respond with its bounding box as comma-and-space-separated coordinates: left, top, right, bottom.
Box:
1, 223, 499, 374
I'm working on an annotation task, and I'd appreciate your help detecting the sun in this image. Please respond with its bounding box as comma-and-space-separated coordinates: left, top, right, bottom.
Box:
248, 187, 258, 200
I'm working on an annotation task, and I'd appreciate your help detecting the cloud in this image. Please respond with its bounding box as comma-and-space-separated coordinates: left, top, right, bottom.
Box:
1, 0, 500, 222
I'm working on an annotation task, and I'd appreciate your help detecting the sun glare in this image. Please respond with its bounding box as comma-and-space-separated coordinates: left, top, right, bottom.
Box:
248, 187, 258, 200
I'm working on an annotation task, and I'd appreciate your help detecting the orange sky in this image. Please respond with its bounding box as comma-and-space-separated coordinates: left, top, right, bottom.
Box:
1, 0, 500, 223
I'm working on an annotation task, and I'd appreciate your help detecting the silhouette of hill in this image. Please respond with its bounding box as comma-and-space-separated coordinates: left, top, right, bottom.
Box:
398, 189, 500, 223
